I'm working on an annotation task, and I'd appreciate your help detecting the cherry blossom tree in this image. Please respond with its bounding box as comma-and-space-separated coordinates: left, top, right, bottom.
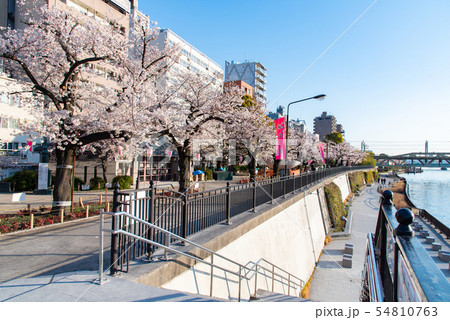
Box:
85, 139, 127, 183
153, 71, 243, 192
229, 94, 276, 181
0, 3, 178, 209
325, 141, 365, 166
288, 128, 323, 167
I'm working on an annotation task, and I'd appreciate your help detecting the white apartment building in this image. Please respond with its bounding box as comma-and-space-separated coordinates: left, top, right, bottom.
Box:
0, 0, 152, 183
1, 0, 133, 33
0, 71, 41, 179
154, 29, 224, 86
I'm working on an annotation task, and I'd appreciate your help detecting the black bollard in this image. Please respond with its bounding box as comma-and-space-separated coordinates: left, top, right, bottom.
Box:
394, 208, 414, 237
382, 189, 393, 206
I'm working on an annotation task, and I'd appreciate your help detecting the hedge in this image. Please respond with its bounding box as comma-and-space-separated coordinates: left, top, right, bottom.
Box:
2, 169, 37, 191
324, 182, 347, 231
112, 175, 133, 190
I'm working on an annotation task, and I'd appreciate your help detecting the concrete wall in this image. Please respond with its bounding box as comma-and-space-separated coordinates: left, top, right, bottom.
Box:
333, 174, 351, 201
160, 179, 344, 301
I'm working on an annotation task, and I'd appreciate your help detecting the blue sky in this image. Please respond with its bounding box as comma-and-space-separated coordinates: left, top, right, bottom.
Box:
139, 0, 450, 155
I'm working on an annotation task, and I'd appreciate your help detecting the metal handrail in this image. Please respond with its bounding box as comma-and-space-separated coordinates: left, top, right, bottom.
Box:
364, 233, 384, 301
99, 210, 305, 301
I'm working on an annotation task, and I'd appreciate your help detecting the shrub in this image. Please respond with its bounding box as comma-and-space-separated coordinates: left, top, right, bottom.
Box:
348, 172, 365, 193
373, 170, 380, 181
233, 165, 248, 173
89, 176, 106, 190
0, 225, 9, 234
364, 171, 374, 184
112, 175, 133, 190
2, 169, 38, 191
324, 182, 346, 231
74, 177, 85, 191
204, 168, 213, 180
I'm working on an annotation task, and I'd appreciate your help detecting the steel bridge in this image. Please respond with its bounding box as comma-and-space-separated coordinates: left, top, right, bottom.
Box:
374, 152, 450, 168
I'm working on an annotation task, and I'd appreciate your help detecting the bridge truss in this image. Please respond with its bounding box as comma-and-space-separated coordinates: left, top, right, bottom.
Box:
374, 152, 450, 167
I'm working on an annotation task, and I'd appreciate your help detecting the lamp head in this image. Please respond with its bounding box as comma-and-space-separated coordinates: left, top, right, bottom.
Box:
313, 94, 326, 101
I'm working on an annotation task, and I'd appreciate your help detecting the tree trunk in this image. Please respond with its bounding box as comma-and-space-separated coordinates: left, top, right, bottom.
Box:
273, 158, 280, 177
101, 158, 108, 182
248, 155, 257, 182
52, 147, 75, 213
177, 147, 191, 193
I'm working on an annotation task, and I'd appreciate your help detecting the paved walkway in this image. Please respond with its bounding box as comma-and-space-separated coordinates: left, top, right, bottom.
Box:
2, 176, 445, 302
308, 183, 382, 301
0, 271, 223, 302
0, 216, 111, 283
0, 180, 237, 213
0, 215, 223, 302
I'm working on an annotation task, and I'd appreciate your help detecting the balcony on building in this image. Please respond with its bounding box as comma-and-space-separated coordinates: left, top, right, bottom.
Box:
255, 63, 267, 77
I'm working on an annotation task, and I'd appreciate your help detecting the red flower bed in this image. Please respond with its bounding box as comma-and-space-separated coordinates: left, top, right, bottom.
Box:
0, 203, 109, 234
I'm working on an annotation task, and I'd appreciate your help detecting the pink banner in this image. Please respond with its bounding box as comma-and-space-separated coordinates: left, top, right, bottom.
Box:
274, 117, 285, 160
318, 143, 325, 163
147, 148, 153, 158
168, 150, 172, 158
27, 141, 33, 152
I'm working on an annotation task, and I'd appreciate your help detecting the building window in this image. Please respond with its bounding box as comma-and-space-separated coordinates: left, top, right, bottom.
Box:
0, 92, 8, 104
1, 117, 8, 128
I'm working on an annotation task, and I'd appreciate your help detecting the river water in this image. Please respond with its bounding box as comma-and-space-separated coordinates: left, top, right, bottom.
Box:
399, 168, 450, 227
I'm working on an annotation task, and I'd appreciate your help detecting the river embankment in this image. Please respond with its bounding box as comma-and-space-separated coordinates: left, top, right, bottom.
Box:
382, 178, 415, 210
384, 176, 450, 237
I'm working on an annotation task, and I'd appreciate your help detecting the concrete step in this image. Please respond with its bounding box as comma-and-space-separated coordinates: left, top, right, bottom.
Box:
249, 289, 310, 302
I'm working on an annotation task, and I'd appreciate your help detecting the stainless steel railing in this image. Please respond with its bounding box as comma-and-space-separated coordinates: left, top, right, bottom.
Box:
361, 233, 384, 301
99, 210, 305, 301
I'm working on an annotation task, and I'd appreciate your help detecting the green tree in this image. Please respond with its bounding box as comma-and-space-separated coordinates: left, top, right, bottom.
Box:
324, 132, 344, 144
360, 152, 376, 167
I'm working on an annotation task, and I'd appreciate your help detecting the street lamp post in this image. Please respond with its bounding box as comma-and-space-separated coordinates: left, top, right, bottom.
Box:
285, 94, 326, 176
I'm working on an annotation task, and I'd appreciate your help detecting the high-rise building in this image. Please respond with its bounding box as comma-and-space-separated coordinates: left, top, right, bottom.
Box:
267, 106, 284, 120
224, 60, 266, 102
267, 106, 308, 132
154, 29, 223, 87
313, 111, 344, 141
0, 0, 147, 181
290, 119, 307, 133
1, 0, 134, 33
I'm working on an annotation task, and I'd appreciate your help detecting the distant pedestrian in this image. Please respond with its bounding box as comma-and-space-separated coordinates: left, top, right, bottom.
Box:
378, 177, 381, 184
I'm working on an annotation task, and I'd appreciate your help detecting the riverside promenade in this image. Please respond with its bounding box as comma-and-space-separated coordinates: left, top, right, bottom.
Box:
4, 174, 444, 302
1, 174, 379, 302
308, 182, 382, 301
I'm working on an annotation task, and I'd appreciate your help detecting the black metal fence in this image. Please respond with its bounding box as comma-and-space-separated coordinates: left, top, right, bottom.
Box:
110, 166, 371, 274
419, 209, 450, 239
361, 191, 450, 302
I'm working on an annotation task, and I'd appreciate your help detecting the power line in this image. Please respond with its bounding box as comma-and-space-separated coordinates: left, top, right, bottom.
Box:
269, 0, 380, 109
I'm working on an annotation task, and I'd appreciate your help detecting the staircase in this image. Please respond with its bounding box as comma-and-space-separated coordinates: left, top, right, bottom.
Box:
250, 289, 311, 302
100, 210, 307, 301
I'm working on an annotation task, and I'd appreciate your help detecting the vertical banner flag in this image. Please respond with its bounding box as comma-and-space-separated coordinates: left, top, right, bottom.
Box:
147, 148, 153, 158
196, 154, 200, 161
168, 150, 172, 158
26, 141, 33, 152
117, 146, 122, 155
274, 117, 285, 160
318, 143, 325, 163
